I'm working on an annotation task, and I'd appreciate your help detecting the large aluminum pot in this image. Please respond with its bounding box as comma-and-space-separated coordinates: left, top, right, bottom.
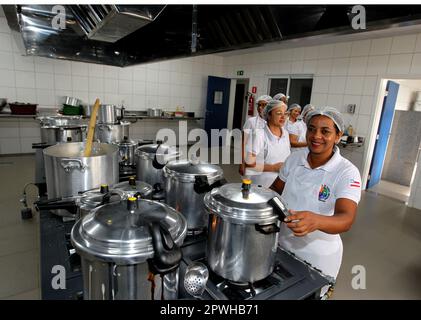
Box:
135, 143, 179, 188
71, 198, 187, 300
164, 159, 225, 234
41, 125, 87, 145
43, 142, 119, 200
95, 121, 130, 143
98, 104, 117, 124
116, 139, 137, 166
204, 181, 283, 283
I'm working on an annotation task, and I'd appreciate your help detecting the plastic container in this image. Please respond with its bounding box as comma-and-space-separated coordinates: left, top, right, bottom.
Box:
9, 102, 37, 115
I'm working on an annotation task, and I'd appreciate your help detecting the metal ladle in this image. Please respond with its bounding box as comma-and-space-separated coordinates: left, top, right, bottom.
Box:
183, 262, 209, 299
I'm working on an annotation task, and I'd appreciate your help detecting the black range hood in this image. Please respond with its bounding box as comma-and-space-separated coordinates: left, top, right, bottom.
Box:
4, 4, 421, 67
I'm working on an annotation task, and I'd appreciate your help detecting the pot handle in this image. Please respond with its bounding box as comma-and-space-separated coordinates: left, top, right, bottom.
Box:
147, 222, 182, 275
255, 223, 280, 235
267, 196, 290, 221
60, 158, 87, 173
193, 176, 227, 194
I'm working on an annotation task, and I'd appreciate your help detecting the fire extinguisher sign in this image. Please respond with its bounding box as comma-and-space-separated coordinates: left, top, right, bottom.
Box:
251, 86, 257, 94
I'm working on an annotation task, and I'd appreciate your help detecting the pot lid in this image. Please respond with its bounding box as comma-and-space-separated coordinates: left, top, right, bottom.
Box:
117, 139, 137, 147
136, 143, 180, 162
204, 181, 280, 224
164, 159, 223, 182
113, 178, 153, 198
79, 184, 124, 207
71, 198, 187, 264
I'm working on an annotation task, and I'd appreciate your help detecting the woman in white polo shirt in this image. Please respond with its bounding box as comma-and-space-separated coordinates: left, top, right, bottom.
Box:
245, 99, 291, 187
285, 103, 308, 152
271, 106, 361, 297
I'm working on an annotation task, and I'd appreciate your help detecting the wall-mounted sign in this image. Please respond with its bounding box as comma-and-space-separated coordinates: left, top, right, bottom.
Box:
237, 70, 244, 76
252, 86, 257, 94
213, 91, 223, 104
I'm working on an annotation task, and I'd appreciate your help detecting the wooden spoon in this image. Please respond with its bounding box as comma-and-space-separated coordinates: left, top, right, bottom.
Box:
84, 98, 101, 157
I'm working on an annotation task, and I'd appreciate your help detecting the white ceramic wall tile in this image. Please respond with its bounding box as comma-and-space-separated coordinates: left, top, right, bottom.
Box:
370, 37, 392, 56
132, 95, 145, 109
362, 77, 378, 96
0, 87, 16, 100
88, 64, 104, 78
333, 42, 352, 58
317, 44, 334, 59
15, 71, 35, 89
118, 80, 133, 95
359, 95, 375, 116
158, 70, 170, 84
315, 59, 332, 76
35, 73, 54, 90
355, 114, 371, 136
88, 92, 104, 104
36, 89, 56, 106
280, 48, 293, 62
133, 81, 146, 95
104, 78, 118, 94
20, 137, 39, 153
88, 77, 104, 93
366, 55, 389, 76
71, 61, 89, 76
0, 69, 15, 87
303, 46, 318, 60
0, 33, 12, 52
72, 76, 89, 92
19, 122, 40, 138
291, 60, 303, 73
53, 60, 71, 75
16, 88, 36, 102
387, 54, 413, 75
0, 138, 20, 154
54, 90, 72, 105
278, 61, 292, 74
391, 34, 417, 54
328, 76, 347, 94
146, 82, 159, 96
348, 56, 368, 76
34, 57, 54, 73
410, 53, 421, 74
345, 77, 364, 95
73, 91, 89, 103
118, 67, 133, 81
342, 94, 361, 111
292, 47, 305, 61
302, 60, 317, 73
0, 121, 19, 137
0, 51, 14, 70
13, 55, 34, 72
350, 40, 371, 57
104, 93, 120, 105
103, 65, 119, 79
326, 94, 343, 109
313, 76, 330, 94
331, 58, 349, 76
415, 33, 421, 52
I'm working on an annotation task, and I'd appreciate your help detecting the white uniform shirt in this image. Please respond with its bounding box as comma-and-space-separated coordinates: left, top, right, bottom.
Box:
245, 125, 291, 187
286, 119, 307, 152
277, 147, 361, 281
243, 115, 266, 133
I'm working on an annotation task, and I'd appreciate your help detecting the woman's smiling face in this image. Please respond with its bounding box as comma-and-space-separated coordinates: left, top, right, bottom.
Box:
306, 115, 342, 155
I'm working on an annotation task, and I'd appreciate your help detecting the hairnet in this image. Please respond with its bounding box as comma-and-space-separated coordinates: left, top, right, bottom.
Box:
256, 95, 272, 103
305, 106, 345, 132
273, 93, 289, 101
287, 103, 301, 112
302, 104, 315, 121
262, 99, 286, 120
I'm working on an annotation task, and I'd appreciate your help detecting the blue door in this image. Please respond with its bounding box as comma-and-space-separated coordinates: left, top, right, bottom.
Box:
205, 76, 231, 147
367, 80, 400, 189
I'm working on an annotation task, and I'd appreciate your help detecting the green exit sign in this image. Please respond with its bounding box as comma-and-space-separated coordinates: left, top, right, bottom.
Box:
237, 70, 244, 76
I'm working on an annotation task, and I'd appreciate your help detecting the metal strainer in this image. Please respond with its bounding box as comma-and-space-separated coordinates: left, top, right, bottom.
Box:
183, 262, 209, 299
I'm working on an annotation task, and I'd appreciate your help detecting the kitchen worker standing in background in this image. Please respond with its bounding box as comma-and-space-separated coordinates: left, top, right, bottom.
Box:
239, 94, 272, 175
285, 103, 307, 152
244, 99, 290, 187
273, 93, 289, 104
270, 106, 361, 298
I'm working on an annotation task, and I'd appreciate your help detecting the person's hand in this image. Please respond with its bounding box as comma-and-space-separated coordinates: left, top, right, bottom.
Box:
284, 210, 320, 237
271, 162, 283, 172
239, 163, 245, 176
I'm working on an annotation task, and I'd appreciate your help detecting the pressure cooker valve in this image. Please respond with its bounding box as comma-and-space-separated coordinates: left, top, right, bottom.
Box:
129, 176, 136, 186
127, 196, 138, 212
241, 179, 252, 199
100, 184, 109, 194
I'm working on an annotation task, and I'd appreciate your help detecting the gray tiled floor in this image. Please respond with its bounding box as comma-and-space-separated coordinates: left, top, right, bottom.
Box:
1, 154, 421, 299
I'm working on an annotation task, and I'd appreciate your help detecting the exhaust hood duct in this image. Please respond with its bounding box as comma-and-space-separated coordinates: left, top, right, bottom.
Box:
69, 5, 166, 43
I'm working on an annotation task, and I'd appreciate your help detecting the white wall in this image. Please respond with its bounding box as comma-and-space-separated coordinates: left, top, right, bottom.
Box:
392, 79, 421, 111
0, 14, 222, 154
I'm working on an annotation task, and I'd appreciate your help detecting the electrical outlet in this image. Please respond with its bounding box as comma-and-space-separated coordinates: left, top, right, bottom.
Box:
347, 104, 356, 114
